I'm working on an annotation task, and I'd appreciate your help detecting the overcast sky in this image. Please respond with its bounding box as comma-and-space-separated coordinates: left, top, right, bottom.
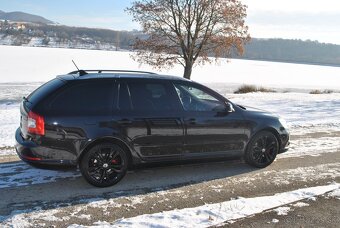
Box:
1, 0, 340, 44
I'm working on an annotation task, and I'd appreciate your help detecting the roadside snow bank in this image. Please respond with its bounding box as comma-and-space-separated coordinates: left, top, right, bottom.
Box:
68, 183, 340, 228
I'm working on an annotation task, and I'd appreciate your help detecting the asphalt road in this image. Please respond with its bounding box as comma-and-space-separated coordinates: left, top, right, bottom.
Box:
0, 132, 339, 227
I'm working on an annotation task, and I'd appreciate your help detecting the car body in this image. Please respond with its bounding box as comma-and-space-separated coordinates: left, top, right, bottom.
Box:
15, 70, 289, 187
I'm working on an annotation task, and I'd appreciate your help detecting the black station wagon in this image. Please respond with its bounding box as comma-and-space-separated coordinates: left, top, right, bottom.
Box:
15, 70, 290, 187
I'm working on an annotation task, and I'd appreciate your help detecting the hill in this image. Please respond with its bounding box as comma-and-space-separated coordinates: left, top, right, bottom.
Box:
0, 10, 54, 24
239, 38, 340, 66
0, 10, 339, 67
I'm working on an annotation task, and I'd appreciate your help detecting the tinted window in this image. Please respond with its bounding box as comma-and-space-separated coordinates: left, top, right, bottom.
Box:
174, 83, 225, 112
47, 79, 115, 115
27, 78, 64, 104
126, 81, 179, 112
118, 83, 132, 111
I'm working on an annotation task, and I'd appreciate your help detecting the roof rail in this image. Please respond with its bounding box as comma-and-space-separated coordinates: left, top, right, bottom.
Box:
68, 70, 157, 76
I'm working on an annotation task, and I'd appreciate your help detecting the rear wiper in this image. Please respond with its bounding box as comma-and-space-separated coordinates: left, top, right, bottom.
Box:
23, 96, 32, 104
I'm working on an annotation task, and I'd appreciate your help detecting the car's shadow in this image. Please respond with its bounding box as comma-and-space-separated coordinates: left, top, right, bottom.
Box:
0, 157, 258, 221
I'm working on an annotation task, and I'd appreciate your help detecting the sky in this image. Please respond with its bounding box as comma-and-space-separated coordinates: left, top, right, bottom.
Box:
1, 0, 340, 44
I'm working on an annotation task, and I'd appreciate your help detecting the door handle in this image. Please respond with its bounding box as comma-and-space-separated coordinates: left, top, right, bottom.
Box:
187, 118, 196, 125
117, 119, 132, 125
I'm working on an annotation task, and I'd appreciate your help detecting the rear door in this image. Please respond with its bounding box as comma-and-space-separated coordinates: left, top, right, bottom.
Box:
115, 79, 184, 161
37, 79, 116, 160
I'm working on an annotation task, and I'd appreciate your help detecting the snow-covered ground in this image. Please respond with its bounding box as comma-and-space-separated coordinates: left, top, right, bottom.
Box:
1, 45, 340, 90
0, 45, 339, 227
71, 183, 339, 228
1, 181, 339, 227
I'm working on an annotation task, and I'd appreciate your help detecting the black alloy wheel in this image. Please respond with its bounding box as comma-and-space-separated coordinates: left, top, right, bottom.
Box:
80, 143, 128, 187
244, 131, 279, 168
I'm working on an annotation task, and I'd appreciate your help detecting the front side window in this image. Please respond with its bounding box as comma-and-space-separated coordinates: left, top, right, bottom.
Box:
174, 83, 225, 112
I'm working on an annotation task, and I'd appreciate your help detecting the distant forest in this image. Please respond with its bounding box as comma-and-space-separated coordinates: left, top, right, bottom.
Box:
1, 21, 340, 67
240, 38, 340, 66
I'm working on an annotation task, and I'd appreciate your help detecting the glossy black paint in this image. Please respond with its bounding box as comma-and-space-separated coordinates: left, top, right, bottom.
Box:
15, 73, 290, 166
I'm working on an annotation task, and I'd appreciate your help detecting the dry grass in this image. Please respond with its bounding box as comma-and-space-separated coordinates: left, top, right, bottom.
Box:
234, 85, 276, 94
310, 89, 333, 94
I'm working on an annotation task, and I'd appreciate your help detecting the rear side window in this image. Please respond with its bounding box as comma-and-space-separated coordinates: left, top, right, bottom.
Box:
46, 79, 115, 115
27, 78, 64, 104
120, 81, 180, 112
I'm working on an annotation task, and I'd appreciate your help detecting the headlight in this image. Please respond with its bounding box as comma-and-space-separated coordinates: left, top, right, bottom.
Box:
279, 118, 288, 129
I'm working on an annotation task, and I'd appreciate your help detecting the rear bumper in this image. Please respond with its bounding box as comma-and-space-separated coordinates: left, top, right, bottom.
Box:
15, 128, 75, 165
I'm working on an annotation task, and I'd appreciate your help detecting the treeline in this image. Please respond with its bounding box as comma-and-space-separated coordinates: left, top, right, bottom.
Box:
1, 20, 340, 66
239, 38, 340, 66
35, 24, 137, 48
0, 21, 138, 49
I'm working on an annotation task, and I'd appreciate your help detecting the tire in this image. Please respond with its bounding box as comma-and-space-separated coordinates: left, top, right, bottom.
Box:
80, 143, 128, 187
244, 131, 279, 168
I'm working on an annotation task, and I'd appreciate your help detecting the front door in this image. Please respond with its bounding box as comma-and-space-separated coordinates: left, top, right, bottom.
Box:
173, 82, 247, 159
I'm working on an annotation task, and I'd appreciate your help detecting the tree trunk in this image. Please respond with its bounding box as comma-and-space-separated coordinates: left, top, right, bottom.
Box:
183, 62, 193, 80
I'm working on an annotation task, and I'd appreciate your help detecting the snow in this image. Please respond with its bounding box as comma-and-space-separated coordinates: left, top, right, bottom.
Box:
328, 188, 340, 199
279, 137, 340, 158
228, 92, 340, 129
1, 45, 340, 90
271, 218, 279, 223
272, 206, 291, 215
0, 162, 80, 188
0, 104, 20, 148
292, 202, 310, 207
67, 183, 340, 228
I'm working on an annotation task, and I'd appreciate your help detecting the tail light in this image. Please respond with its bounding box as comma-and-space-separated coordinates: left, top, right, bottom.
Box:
27, 111, 45, 136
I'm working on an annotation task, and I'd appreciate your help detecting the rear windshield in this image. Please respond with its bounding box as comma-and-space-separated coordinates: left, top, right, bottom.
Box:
27, 78, 65, 104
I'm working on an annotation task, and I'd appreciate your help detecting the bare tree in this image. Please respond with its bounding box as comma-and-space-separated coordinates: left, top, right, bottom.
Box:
115, 31, 120, 51
127, 0, 250, 79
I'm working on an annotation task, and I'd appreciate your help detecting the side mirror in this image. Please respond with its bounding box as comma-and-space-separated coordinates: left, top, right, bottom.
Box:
225, 102, 235, 113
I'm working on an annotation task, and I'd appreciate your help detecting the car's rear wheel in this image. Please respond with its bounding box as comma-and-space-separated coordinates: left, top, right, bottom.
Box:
244, 131, 279, 168
80, 143, 128, 187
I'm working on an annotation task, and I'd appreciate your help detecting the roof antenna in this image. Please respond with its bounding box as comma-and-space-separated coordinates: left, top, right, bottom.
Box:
72, 60, 80, 71
71, 60, 87, 76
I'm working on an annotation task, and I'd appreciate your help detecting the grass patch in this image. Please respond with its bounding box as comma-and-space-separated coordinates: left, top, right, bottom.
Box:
310, 89, 333, 94
234, 85, 276, 94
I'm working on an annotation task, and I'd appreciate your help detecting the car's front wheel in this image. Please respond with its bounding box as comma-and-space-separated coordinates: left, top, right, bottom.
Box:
80, 143, 128, 187
244, 131, 279, 168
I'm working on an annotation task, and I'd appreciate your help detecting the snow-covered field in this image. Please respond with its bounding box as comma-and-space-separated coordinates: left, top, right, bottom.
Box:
1, 45, 340, 90
0, 46, 340, 227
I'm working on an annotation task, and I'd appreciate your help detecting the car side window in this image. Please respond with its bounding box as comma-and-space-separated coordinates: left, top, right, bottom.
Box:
174, 83, 225, 112
126, 81, 179, 112
118, 83, 132, 111
47, 80, 115, 115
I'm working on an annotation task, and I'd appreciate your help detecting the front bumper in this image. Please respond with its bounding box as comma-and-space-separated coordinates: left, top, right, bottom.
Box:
279, 132, 290, 153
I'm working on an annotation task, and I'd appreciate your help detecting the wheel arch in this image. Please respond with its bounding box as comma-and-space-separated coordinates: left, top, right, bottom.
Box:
247, 127, 282, 152
78, 137, 133, 167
